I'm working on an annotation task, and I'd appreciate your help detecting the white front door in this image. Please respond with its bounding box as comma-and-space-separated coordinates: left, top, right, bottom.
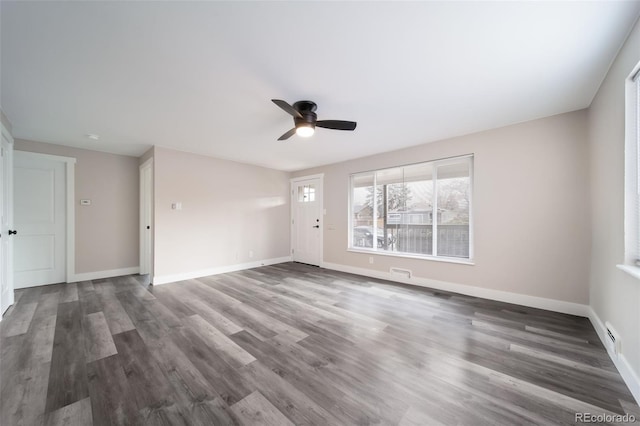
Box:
14, 151, 66, 288
291, 177, 322, 266
0, 130, 14, 314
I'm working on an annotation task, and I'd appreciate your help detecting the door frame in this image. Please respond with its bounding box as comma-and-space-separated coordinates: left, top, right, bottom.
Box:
1, 122, 14, 316
139, 157, 153, 279
290, 173, 324, 267
14, 151, 76, 283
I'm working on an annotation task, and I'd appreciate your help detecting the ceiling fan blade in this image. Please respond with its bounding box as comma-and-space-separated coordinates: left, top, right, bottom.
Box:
316, 120, 357, 131
272, 99, 302, 118
277, 128, 297, 141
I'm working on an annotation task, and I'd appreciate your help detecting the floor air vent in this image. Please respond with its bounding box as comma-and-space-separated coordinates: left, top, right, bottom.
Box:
604, 321, 621, 357
390, 267, 412, 279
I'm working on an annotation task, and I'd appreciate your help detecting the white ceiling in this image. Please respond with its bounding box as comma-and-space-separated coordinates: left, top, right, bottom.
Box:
2, 1, 639, 172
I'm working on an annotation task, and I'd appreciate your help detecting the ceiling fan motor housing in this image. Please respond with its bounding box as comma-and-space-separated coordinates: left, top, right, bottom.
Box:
293, 101, 317, 128
295, 113, 317, 128
293, 100, 317, 113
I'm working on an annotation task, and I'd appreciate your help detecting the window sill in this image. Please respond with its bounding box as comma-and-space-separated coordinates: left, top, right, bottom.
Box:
347, 248, 475, 265
616, 264, 640, 281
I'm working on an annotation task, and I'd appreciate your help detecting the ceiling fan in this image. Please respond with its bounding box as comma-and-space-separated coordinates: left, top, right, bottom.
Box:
271, 99, 357, 140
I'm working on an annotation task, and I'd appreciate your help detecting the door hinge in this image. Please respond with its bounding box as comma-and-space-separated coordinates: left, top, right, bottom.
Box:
292, 219, 294, 225
291, 249, 294, 254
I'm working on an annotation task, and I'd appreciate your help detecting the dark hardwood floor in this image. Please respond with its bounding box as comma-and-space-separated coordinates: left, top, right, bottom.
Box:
1, 262, 638, 425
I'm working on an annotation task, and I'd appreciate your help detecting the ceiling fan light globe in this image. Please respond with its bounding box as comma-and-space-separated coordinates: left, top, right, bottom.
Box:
296, 125, 315, 138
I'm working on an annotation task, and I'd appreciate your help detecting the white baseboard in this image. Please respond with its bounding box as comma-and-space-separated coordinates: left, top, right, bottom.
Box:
0, 291, 14, 322
588, 307, 640, 405
69, 266, 140, 282
152, 256, 292, 286
322, 262, 590, 317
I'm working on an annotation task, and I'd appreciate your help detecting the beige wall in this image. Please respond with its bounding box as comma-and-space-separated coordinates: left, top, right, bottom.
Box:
588, 19, 640, 385
153, 147, 290, 278
14, 139, 139, 274
293, 110, 591, 304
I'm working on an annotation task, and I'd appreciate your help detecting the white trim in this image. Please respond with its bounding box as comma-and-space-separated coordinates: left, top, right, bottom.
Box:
152, 256, 292, 286
14, 151, 76, 165
69, 266, 140, 282
624, 60, 640, 266
291, 173, 324, 182
322, 262, 590, 316
617, 264, 640, 281
140, 157, 153, 169
468, 156, 475, 260
588, 307, 640, 405
14, 150, 76, 284
66, 160, 75, 284
0, 121, 13, 145
139, 158, 153, 279
0, 123, 14, 316
347, 248, 475, 265
433, 162, 438, 256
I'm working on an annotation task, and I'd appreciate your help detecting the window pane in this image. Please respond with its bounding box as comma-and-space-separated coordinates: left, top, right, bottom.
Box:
436, 161, 470, 258
396, 163, 433, 255
375, 167, 404, 252
298, 184, 316, 203
352, 174, 374, 248
373, 164, 435, 255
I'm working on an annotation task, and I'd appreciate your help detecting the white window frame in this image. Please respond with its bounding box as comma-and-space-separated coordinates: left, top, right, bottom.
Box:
348, 154, 474, 264
618, 62, 640, 280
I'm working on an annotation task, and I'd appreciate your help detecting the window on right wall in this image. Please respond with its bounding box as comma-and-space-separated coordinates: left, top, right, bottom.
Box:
622, 62, 640, 277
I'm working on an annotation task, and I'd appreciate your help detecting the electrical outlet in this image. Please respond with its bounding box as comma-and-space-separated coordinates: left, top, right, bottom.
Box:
249, 250, 254, 258
369, 256, 374, 264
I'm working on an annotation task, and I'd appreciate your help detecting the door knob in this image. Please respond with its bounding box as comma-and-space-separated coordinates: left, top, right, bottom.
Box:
8, 230, 17, 235
313, 225, 320, 228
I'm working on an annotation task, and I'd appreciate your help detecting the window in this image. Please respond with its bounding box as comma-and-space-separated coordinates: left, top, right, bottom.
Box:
623, 64, 640, 272
298, 184, 315, 202
349, 155, 473, 261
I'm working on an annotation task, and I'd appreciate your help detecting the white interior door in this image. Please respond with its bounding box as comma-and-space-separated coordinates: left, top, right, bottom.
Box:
14, 152, 66, 288
139, 159, 153, 276
0, 130, 14, 314
291, 177, 322, 266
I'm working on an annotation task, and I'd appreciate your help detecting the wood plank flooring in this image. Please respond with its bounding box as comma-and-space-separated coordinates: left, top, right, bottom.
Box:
1, 262, 637, 425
